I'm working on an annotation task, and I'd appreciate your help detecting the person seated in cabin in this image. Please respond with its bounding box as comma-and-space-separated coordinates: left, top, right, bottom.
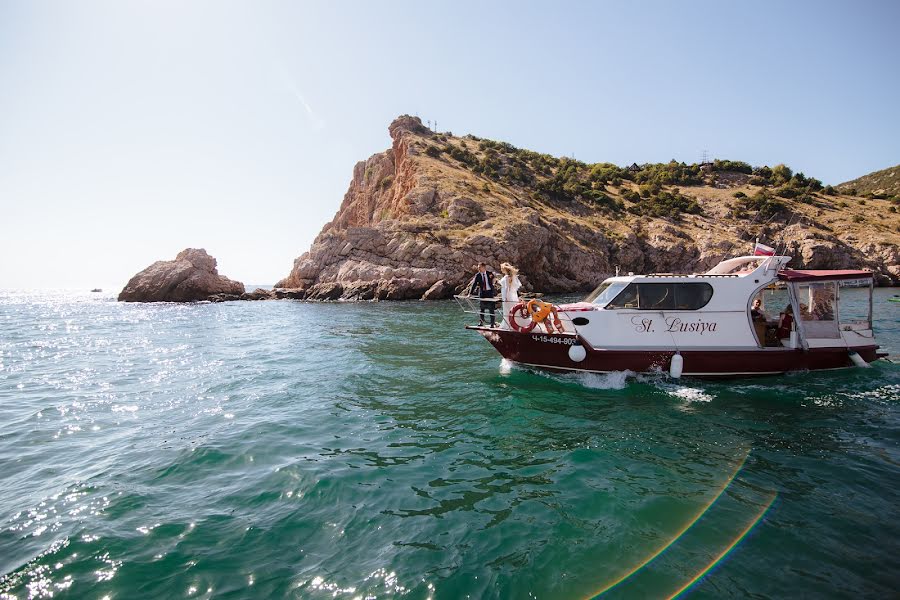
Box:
777, 304, 794, 339
750, 298, 767, 322
469, 262, 497, 328
750, 298, 769, 346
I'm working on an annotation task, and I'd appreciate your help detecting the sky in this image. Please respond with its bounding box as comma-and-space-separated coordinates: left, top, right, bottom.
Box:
1, 0, 898, 289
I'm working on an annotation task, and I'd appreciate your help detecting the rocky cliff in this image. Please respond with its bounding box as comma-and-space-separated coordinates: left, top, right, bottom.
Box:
277, 116, 900, 299
119, 248, 245, 302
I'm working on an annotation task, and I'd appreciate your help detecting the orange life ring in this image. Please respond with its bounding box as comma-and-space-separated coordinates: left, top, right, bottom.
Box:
509, 300, 566, 334
509, 301, 536, 332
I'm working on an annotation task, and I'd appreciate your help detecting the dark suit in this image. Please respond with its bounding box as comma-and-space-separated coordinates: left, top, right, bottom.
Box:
470, 271, 496, 326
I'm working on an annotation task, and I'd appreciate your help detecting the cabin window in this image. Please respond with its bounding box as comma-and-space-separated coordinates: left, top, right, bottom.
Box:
586, 281, 627, 306
606, 282, 713, 310
640, 283, 676, 310
674, 283, 714, 310
606, 283, 639, 309
793, 281, 840, 339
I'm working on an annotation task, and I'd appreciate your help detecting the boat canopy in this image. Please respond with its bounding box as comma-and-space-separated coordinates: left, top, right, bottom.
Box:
777, 269, 873, 282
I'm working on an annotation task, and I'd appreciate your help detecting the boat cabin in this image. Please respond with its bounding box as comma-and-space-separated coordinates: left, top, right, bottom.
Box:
571, 256, 874, 352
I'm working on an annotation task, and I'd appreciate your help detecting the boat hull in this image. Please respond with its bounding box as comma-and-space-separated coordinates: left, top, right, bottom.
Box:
468, 326, 884, 377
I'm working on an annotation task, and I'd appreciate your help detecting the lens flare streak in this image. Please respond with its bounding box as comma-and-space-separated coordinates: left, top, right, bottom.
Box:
664, 491, 777, 600
586, 447, 751, 598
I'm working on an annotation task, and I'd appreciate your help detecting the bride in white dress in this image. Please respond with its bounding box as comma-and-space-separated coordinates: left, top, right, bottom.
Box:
499, 263, 522, 329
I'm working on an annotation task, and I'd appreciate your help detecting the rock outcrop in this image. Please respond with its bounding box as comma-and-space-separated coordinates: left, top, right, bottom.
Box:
118, 248, 245, 302
277, 116, 900, 299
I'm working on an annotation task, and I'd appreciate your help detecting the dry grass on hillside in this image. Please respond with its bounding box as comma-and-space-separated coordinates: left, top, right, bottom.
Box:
410, 133, 900, 252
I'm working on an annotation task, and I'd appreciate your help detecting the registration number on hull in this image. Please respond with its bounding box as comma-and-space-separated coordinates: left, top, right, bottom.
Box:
531, 334, 576, 346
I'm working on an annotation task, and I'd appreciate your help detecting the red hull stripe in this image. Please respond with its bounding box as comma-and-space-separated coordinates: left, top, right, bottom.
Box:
470, 327, 881, 376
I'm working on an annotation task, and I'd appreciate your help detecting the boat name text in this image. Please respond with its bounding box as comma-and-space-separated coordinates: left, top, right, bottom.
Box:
631, 316, 718, 335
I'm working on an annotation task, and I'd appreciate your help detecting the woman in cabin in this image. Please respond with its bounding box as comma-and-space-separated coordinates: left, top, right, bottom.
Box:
777, 304, 794, 340
499, 263, 523, 329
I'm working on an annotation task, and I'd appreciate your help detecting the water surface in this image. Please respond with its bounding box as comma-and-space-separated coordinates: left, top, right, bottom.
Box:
1, 289, 898, 598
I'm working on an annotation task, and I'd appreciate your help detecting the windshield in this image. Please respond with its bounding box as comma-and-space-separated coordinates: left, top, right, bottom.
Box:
584, 281, 627, 306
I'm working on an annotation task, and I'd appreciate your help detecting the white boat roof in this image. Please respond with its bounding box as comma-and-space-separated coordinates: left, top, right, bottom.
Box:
610, 256, 791, 283
704, 255, 788, 276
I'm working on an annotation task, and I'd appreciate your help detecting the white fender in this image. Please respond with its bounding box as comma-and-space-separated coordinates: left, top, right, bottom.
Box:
849, 351, 870, 368
669, 353, 684, 378
568, 344, 586, 363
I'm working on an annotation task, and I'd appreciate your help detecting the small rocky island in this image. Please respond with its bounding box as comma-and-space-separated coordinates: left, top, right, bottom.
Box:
118, 248, 245, 302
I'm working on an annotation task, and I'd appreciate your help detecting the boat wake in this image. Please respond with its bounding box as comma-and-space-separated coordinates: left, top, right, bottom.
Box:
499, 359, 631, 390
652, 381, 716, 403
566, 370, 631, 390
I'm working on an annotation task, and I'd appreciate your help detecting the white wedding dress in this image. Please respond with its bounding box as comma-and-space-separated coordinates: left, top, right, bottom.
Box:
499, 275, 522, 329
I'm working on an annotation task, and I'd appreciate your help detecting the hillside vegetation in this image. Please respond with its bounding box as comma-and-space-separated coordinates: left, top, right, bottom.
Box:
838, 164, 900, 197
277, 116, 900, 300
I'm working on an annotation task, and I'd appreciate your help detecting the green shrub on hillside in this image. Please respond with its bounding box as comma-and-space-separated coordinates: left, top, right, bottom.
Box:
531, 158, 620, 211
713, 159, 753, 174
633, 161, 703, 186
448, 144, 477, 167
777, 186, 801, 199
589, 163, 629, 184
627, 189, 702, 220
771, 164, 793, 186
739, 189, 787, 218
622, 189, 641, 202
639, 182, 662, 198
753, 166, 773, 180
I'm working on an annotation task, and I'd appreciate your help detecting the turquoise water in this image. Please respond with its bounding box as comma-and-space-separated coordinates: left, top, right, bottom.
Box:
1, 288, 898, 599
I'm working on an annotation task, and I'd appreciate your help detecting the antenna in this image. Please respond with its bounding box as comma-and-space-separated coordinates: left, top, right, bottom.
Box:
701, 149, 710, 165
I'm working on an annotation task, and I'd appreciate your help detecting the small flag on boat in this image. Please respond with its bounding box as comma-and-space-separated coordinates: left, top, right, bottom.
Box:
753, 242, 775, 256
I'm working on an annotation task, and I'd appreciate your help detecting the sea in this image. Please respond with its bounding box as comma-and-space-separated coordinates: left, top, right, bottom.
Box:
0, 287, 898, 599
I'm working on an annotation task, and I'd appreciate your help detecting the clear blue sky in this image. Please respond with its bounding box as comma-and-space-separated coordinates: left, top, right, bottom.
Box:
1, 0, 897, 288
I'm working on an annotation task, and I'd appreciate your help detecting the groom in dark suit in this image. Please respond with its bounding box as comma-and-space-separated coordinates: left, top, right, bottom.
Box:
470, 262, 497, 327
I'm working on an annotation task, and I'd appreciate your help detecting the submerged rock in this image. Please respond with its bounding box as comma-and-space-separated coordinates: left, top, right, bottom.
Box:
118, 248, 245, 302
240, 288, 276, 301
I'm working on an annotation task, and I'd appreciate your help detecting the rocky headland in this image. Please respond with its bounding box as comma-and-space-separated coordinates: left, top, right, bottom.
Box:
276, 116, 900, 300
118, 248, 245, 302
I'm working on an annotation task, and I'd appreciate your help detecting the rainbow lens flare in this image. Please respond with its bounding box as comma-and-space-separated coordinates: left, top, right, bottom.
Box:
586, 447, 751, 598
664, 491, 777, 599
